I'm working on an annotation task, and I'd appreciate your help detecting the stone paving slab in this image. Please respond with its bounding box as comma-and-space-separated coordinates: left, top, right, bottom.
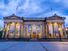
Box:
0, 42, 68, 51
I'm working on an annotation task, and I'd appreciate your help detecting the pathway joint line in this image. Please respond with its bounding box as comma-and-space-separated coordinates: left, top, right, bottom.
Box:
40, 42, 49, 51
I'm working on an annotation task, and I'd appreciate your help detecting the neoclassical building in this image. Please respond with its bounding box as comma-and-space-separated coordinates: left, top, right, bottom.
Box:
2, 14, 66, 39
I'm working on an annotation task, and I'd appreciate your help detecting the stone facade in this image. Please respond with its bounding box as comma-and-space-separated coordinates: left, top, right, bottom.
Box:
2, 14, 66, 39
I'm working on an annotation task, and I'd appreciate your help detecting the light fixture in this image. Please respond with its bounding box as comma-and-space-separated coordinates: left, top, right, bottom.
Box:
58, 28, 62, 31
66, 28, 68, 31
54, 23, 57, 26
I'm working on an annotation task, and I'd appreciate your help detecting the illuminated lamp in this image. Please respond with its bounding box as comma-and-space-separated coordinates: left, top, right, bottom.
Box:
11, 22, 15, 26
49, 22, 52, 25
58, 28, 62, 31
66, 28, 68, 31
16, 22, 20, 26
54, 23, 57, 26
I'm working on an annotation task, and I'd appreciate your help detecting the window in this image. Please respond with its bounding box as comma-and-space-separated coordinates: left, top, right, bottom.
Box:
37, 24, 40, 32
16, 23, 20, 34
10, 23, 15, 33
28, 24, 31, 32
54, 23, 58, 34
48, 23, 53, 34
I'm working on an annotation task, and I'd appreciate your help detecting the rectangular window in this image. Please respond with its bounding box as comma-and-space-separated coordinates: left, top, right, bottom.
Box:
28, 24, 31, 33
37, 24, 40, 32
49, 24, 53, 34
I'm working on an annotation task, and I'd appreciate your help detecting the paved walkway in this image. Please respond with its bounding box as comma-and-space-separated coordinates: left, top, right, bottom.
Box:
0, 42, 68, 51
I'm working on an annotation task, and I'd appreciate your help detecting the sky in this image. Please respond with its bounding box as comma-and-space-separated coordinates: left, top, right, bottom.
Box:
0, 0, 68, 27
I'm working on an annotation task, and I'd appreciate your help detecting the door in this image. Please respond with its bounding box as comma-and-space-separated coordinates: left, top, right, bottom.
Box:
31, 32, 37, 39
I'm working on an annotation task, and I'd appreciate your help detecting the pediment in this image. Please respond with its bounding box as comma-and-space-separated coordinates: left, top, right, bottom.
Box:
4, 14, 23, 20
46, 14, 65, 20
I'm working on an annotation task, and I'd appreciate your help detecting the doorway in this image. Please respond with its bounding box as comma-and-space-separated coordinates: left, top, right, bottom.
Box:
31, 32, 37, 39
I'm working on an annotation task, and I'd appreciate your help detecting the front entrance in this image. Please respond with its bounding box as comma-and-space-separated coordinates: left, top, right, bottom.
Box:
31, 32, 37, 40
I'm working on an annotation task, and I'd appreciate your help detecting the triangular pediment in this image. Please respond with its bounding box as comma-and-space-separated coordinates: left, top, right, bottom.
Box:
46, 14, 65, 20
4, 14, 23, 20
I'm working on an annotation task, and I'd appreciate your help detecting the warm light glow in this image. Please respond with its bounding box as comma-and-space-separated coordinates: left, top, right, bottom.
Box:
60, 22, 62, 25
66, 28, 68, 31
49, 22, 52, 25
32, 24, 36, 32
58, 28, 62, 31
54, 23, 57, 26
16, 22, 20, 26
9, 33, 14, 38
16, 23, 20, 29
39, 33, 42, 38
49, 23, 53, 34
6, 25, 9, 31
11, 22, 15, 26
15, 34, 20, 38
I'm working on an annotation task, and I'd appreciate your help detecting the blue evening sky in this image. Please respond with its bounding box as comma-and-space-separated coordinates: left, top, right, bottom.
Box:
0, 0, 68, 27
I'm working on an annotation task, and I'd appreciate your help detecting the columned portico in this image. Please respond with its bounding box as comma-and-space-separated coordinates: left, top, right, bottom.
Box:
23, 23, 43, 39
46, 14, 65, 39
3, 14, 66, 40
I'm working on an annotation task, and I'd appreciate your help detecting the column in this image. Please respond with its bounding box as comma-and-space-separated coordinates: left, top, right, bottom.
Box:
26, 24, 28, 38
47, 23, 49, 38
58, 23, 61, 39
57, 22, 60, 38
63, 23, 67, 38
53, 22, 58, 38
58, 23, 62, 38
19, 23, 21, 38
2, 22, 6, 38
14, 22, 16, 38
30, 24, 32, 39
52, 22, 54, 38
46, 23, 48, 38
36, 24, 38, 38
24, 24, 26, 38
36, 24, 38, 39
7, 23, 10, 38
40, 24, 42, 38
60, 23, 64, 38
5, 23, 9, 38
15, 22, 18, 38
53, 23, 55, 38
52, 22, 53, 38
62, 23, 64, 38
23, 24, 24, 38
42, 24, 45, 38
20, 23, 23, 38
43, 23, 46, 38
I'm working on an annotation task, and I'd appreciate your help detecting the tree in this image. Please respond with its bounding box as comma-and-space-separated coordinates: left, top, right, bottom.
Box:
0, 30, 3, 38
0, 26, 3, 38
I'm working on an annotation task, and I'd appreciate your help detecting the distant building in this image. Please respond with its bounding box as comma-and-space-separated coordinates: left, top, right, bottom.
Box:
2, 14, 66, 40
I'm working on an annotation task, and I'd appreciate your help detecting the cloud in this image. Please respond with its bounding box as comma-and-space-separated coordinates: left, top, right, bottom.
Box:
0, 0, 20, 16
17, 0, 47, 17
0, 0, 68, 26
